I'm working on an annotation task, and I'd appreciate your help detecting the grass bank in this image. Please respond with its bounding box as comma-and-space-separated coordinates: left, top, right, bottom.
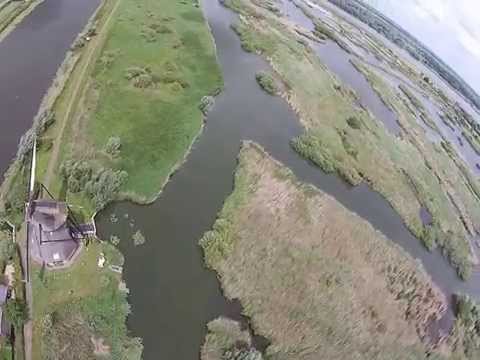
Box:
31, 242, 142, 360
35, 0, 222, 218
201, 141, 456, 359
221, 0, 480, 279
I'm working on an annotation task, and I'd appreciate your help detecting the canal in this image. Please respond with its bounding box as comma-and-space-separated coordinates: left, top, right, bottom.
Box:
0, 0, 100, 176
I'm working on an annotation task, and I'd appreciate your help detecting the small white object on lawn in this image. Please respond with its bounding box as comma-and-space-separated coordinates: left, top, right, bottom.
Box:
98, 253, 106, 268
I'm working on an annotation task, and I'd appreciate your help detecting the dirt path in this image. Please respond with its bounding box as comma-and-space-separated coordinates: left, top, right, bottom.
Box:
17, 224, 33, 360
43, 0, 121, 189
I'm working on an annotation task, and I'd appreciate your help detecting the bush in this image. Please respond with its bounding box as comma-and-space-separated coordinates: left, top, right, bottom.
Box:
223, 347, 263, 360
255, 71, 278, 95
86, 168, 128, 210
346, 116, 362, 129
124, 66, 147, 80
199, 96, 215, 115
110, 235, 121, 246
5, 299, 28, 329
104, 136, 122, 157
61, 160, 93, 193
16, 111, 55, 161
0, 232, 14, 263
291, 134, 336, 173
454, 294, 480, 358
62, 160, 128, 210
132, 231, 146, 246
133, 73, 154, 88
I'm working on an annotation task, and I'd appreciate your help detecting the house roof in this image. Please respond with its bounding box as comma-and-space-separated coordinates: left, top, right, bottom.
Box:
30, 200, 68, 232
28, 199, 81, 266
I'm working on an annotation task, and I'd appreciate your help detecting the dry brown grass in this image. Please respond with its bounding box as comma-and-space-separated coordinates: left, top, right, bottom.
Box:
201, 142, 449, 360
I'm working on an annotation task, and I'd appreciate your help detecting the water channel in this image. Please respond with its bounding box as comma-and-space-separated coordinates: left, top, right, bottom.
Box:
94, 0, 480, 358
0, 0, 101, 177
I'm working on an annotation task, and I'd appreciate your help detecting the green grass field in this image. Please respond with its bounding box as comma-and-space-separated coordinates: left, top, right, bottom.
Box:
36, 0, 223, 215
32, 242, 141, 360
83, 0, 222, 201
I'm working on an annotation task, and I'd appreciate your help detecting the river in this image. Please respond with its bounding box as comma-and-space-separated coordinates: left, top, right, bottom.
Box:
0, 0, 100, 177
94, 0, 480, 359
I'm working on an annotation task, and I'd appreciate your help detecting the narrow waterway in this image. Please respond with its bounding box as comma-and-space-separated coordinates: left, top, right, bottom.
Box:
96, 1, 480, 358
280, 0, 402, 135
0, 0, 100, 176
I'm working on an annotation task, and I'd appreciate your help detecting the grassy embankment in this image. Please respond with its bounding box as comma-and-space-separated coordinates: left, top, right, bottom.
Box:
0, 0, 43, 42
221, 0, 480, 279
200, 142, 464, 359
38, 0, 222, 214
0, 0, 222, 358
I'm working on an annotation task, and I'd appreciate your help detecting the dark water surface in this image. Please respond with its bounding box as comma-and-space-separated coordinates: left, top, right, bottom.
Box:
96, 1, 480, 359
0, 0, 100, 176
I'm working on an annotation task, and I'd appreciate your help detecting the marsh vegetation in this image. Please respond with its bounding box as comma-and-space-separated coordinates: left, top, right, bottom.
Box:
201, 142, 456, 359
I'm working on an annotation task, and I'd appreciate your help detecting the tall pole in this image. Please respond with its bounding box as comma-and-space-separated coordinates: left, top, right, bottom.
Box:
25, 138, 37, 283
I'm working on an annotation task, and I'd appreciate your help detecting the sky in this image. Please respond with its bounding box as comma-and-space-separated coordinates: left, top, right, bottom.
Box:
363, 0, 480, 95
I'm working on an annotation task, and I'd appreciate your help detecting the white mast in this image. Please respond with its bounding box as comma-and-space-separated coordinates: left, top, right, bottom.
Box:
29, 137, 37, 197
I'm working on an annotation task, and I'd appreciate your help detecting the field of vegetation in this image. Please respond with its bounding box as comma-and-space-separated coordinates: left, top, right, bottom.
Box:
200, 142, 480, 359
0, 0, 224, 358
221, 0, 480, 279
35, 0, 222, 216
31, 242, 142, 360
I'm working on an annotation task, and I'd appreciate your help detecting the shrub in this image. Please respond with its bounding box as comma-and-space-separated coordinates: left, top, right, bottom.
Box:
132, 231, 146, 246
110, 235, 121, 246
255, 71, 278, 95
104, 136, 122, 157
133, 73, 154, 88
124, 66, 147, 80
223, 347, 263, 360
16, 111, 55, 161
291, 135, 336, 173
86, 168, 128, 210
61, 160, 93, 193
5, 299, 28, 329
199, 96, 215, 115
0, 233, 14, 263
346, 116, 362, 129
62, 160, 128, 210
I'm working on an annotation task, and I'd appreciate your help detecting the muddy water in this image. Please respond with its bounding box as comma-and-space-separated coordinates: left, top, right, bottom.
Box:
0, 0, 101, 176
93, 1, 480, 358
